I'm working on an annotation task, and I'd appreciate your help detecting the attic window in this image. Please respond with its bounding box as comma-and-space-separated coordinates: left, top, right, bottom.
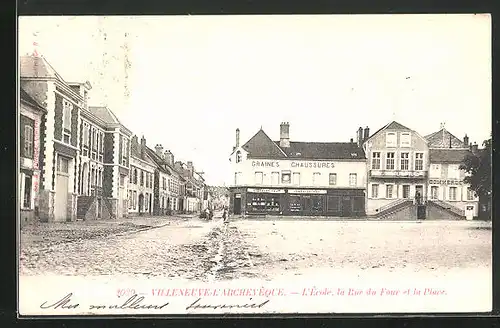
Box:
236, 151, 242, 163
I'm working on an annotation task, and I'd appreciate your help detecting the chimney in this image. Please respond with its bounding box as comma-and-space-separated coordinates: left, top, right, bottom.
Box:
140, 136, 146, 159
131, 135, 138, 155
155, 144, 164, 158
280, 122, 290, 148
363, 126, 370, 141
164, 150, 174, 166
463, 134, 469, 147
235, 128, 240, 148
187, 161, 194, 176
357, 127, 363, 147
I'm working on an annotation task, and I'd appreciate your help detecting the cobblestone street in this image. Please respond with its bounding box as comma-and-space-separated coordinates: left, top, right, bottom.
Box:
20, 218, 492, 281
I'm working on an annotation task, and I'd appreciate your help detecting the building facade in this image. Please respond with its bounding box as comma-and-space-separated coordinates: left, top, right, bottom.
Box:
175, 161, 205, 213
363, 121, 429, 216
425, 128, 479, 216
19, 87, 47, 226
76, 106, 132, 220
21, 55, 89, 222
229, 122, 367, 217
147, 145, 174, 216
128, 136, 155, 215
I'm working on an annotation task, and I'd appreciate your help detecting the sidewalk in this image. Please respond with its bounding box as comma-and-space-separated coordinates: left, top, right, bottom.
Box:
20, 214, 197, 249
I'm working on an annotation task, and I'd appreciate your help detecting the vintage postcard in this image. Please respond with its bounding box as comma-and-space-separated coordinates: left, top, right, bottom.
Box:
17, 14, 492, 316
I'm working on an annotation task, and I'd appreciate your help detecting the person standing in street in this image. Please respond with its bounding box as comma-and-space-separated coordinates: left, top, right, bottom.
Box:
222, 206, 229, 223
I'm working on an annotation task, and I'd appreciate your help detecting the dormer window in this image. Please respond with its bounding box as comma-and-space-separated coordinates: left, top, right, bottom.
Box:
236, 151, 242, 163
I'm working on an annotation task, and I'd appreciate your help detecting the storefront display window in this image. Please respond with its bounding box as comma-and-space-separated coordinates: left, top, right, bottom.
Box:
247, 193, 281, 213
289, 195, 302, 213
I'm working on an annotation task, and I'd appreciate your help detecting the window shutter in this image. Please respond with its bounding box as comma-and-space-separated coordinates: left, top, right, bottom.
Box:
20, 116, 26, 156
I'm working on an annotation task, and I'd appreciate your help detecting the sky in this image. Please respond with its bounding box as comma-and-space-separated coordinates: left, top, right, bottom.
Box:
18, 14, 491, 186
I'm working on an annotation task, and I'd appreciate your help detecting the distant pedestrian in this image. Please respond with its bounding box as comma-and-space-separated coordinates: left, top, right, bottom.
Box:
222, 207, 229, 223
205, 208, 211, 220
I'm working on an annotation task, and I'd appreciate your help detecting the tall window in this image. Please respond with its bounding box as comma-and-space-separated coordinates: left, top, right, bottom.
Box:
57, 156, 69, 173
23, 175, 32, 208
271, 172, 279, 185
449, 187, 457, 201
431, 186, 439, 200
386, 184, 394, 199
329, 173, 337, 185
402, 185, 410, 198
100, 132, 104, 152
281, 171, 291, 184
120, 174, 125, 187
400, 132, 411, 147
349, 173, 357, 186
292, 172, 301, 185
312, 172, 321, 186
400, 153, 409, 170
467, 189, 475, 200
415, 153, 424, 170
386, 152, 395, 170
62, 99, 72, 143
24, 125, 34, 158
371, 152, 381, 169
234, 172, 241, 185
386, 132, 396, 147
236, 151, 242, 163
140, 171, 144, 186
121, 138, 128, 166
254, 172, 263, 185
83, 124, 89, 147
371, 184, 379, 198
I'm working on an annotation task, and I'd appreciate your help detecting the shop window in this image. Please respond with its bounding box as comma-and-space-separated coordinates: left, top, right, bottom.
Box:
289, 195, 302, 213
371, 184, 379, 198
329, 173, 337, 186
449, 187, 457, 201
386, 132, 396, 147
402, 185, 410, 198
312, 172, 321, 186
386, 152, 395, 170
254, 172, 263, 185
467, 189, 475, 201
386, 184, 394, 199
292, 172, 301, 185
23, 175, 32, 208
311, 196, 324, 212
327, 196, 340, 212
400, 153, 409, 170
281, 171, 291, 184
349, 173, 357, 186
353, 196, 364, 213
415, 153, 424, 170
431, 186, 439, 200
400, 132, 411, 147
271, 172, 279, 185
371, 152, 381, 169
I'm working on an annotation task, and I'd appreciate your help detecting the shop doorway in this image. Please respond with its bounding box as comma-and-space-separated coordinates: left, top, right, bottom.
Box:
234, 195, 241, 215
341, 196, 352, 217
55, 156, 70, 222
415, 185, 424, 203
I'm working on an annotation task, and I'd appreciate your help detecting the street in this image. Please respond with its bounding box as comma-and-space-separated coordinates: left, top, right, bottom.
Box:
20, 216, 492, 281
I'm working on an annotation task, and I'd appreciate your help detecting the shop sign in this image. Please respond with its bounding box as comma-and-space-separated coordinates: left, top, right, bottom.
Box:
288, 189, 327, 194
251, 160, 335, 169
428, 179, 463, 185
247, 188, 285, 194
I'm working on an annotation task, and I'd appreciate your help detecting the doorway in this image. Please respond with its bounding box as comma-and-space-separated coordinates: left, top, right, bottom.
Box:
138, 194, 144, 214
234, 195, 241, 215
302, 196, 312, 215
55, 156, 70, 222
341, 196, 352, 217
415, 185, 424, 203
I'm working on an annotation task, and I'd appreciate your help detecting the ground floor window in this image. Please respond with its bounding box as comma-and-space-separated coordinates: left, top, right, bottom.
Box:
23, 174, 32, 209
467, 189, 475, 201
133, 191, 137, 209
449, 187, 457, 201
247, 194, 281, 213
386, 184, 394, 199
371, 184, 379, 198
431, 186, 439, 200
402, 185, 410, 199
289, 195, 301, 213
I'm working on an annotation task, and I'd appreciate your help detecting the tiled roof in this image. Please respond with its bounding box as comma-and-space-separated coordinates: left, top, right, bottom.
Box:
145, 147, 172, 174
275, 141, 365, 160
239, 128, 365, 160
425, 128, 466, 148
89, 106, 121, 125
429, 149, 473, 163
20, 87, 47, 112
20, 55, 65, 81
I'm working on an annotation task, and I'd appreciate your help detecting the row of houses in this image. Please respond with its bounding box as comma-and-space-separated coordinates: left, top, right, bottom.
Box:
19, 55, 210, 225
228, 121, 487, 220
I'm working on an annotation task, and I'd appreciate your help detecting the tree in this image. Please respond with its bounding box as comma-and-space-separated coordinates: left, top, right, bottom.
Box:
460, 138, 492, 199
